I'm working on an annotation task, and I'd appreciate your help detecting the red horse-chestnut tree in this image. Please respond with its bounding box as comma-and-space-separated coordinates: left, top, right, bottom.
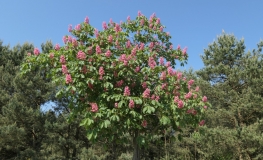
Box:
21, 11, 208, 160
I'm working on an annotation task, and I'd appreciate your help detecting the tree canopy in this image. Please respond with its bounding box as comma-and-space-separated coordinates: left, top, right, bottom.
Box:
21, 12, 208, 159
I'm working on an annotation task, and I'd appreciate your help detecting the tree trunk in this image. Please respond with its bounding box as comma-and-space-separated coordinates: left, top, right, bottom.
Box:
132, 132, 140, 160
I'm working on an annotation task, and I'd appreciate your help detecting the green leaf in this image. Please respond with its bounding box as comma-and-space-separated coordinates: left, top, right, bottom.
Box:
160, 116, 171, 125
142, 106, 149, 114
130, 110, 136, 117
134, 98, 142, 104
80, 119, 88, 126
151, 100, 156, 106
104, 120, 111, 128
142, 106, 155, 114
148, 106, 155, 114
88, 132, 93, 140
127, 119, 131, 126
110, 115, 119, 122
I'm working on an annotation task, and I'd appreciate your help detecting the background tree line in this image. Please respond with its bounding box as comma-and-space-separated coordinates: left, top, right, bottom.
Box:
0, 33, 263, 159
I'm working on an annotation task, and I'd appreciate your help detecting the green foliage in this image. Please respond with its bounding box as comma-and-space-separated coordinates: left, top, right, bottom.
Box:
194, 33, 263, 159
0, 41, 54, 159
7, 15, 263, 160
21, 13, 207, 159
0, 41, 92, 159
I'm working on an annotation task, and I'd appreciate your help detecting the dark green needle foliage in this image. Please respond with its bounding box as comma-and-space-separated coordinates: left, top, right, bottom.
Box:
195, 33, 263, 159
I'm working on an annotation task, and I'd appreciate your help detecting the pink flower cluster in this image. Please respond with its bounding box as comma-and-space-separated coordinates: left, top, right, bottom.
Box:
165, 61, 171, 67
138, 11, 142, 17
129, 100, 134, 109
82, 65, 87, 74
55, 44, 60, 50
156, 18, 160, 24
161, 83, 167, 90
105, 50, 111, 57
142, 82, 147, 89
199, 120, 205, 126
66, 74, 72, 84
77, 51, 86, 60
140, 19, 144, 26
149, 42, 154, 50
142, 120, 147, 128
115, 40, 120, 49
159, 57, 164, 65
127, 16, 131, 21
90, 103, 98, 112
62, 65, 68, 74
99, 67, 105, 80
68, 24, 72, 32
160, 71, 166, 80
94, 28, 99, 38
177, 45, 181, 50
108, 35, 113, 43
75, 24, 81, 31
84, 16, 89, 24
60, 55, 66, 64
142, 88, 151, 98
124, 86, 130, 96
167, 67, 175, 76
174, 96, 184, 108
160, 26, 163, 32
178, 100, 184, 108
188, 79, 194, 86
184, 92, 192, 99
119, 54, 133, 66
96, 45, 101, 54
182, 47, 187, 55
150, 94, 160, 101
149, 13, 155, 21
126, 40, 131, 48
202, 96, 207, 102
49, 53, 54, 59
135, 66, 140, 72
114, 23, 121, 32
187, 108, 197, 115
34, 48, 40, 56
148, 57, 156, 69
72, 38, 78, 47
116, 80, 124, 87
102, 21, 107, 30
139, 43, 144, 50
62, 36, 67, 43
177, 72, 182, 80
109, 18, 113, 25
131, 47, 137, 56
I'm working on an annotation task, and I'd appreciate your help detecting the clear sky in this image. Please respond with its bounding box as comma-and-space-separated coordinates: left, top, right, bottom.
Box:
0, 0, 262, 71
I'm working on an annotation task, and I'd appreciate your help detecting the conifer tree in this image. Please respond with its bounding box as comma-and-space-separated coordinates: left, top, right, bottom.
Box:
0, 41, 54, 159
195, 33, 263, 159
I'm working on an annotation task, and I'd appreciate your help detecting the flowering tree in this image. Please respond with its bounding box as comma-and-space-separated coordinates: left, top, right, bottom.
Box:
21, 12, 208, 159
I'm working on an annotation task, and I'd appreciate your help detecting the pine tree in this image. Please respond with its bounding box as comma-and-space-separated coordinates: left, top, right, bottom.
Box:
0, 41, 54, 159
195, 33, 263, 159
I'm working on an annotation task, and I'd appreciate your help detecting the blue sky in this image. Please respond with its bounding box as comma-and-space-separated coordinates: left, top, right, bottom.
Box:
0, 0, 262, 71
